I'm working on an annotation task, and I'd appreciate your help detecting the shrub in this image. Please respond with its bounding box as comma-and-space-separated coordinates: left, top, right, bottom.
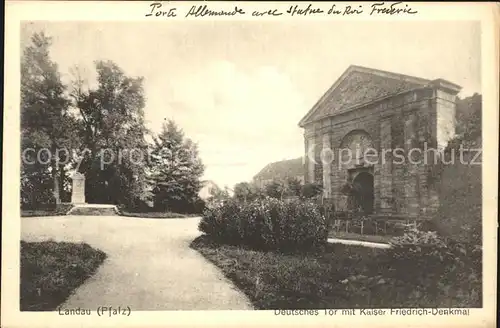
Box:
300, 183, 323, 199
233, 182, 266, 202
264, 181, 284, 199
198, 199, 241, 242
387, 229, 449, 281
198, 197, 328, 252
384, 227, 482, 307
21, 188, 56, 210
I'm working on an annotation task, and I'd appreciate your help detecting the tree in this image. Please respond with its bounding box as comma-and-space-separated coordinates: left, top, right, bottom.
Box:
265, 180, 284, 199
233, 182, 251, 202
285, 177, 302, 197
261, 177, 303, 200
149, 120, 204, 212
233, 181, 265, 202
434, 93, 482, 244
301, 182, 323, 199
206, 184, 231, 208
70, 60, 151, 206
450, 93, 482, 149
21, 31, 79, 206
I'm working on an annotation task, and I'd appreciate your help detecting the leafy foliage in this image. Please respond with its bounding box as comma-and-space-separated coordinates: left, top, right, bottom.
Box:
70, 60, 152, 207
248, 178, 321, 201
233, 177, 307, 203
300, 182, 323, 199
21, 32, 79, 207
22, 30, 206, 212
233, 182, 265, 202
199, 198, 328, 252
149, 120, 205, 213
264, 180, 285, 199
380, 228, 482, 306
205, 184, 232, 209
286, 177, 302, 197
450, 93, 482, 149
192, 236, 481, 309
433, 93, 482, 244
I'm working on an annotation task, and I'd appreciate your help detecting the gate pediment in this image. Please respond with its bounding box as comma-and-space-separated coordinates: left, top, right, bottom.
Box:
298, 65, 430, 127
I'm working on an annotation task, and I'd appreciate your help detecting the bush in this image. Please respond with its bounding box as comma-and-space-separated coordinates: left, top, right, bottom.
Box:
198, 198, 328, 252
387, 229, 449, 281
383, 227, 482, 306
21, 188, 56, 210
336, 227, 482, 307
150, 195, 205, 215
300, 182, 323, 199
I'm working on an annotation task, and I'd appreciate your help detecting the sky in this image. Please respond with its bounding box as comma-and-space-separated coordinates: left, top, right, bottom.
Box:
21, 21, 481, 189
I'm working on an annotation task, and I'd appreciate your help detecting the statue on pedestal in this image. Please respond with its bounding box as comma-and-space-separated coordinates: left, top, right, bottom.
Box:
70, 172, 86, 204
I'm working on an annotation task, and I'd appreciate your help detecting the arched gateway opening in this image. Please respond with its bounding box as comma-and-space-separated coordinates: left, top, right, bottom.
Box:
352, 172, 374, 214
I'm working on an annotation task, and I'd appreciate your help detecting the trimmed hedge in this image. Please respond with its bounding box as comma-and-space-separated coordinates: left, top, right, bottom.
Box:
198, 198, 328, 252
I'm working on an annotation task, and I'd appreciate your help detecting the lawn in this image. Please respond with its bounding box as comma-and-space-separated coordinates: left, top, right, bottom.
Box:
21, 210, 63, 217
191, 235, 481, 310
20, 240, 107, 311
21, 204, 73, 217
118, 211, 200, 218
21, 206, 201, 219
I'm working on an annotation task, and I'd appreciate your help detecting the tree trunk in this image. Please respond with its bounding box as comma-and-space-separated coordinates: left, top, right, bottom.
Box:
53, 166, 61, 204
50, 143, 61, 205
59, 165, 65, 202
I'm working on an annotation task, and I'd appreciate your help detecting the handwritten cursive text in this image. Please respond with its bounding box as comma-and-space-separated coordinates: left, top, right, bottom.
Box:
370, 2, 418, 15
185, 5, 245, 18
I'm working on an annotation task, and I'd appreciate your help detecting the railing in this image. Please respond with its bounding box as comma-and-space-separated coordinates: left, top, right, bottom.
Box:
327, 211, 434, 237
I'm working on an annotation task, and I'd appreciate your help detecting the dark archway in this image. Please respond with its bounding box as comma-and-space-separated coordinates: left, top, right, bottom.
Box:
352, 172, 374, 214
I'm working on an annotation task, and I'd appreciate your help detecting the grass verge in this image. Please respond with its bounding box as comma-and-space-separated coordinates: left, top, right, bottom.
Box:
118, 211, 200, 218
20, 240, 107, 311
190, 235, 481, 309
21, 204, 73, 217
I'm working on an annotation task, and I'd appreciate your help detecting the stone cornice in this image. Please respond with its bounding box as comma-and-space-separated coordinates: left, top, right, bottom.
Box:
299, 66, 462, 128
298, 65, 433, 128
309, 86, 432, 124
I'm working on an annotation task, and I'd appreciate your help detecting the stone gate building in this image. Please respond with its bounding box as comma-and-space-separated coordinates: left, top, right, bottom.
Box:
299, 65, 461, 218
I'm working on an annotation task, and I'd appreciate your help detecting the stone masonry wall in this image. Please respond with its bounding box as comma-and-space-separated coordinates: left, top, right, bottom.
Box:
303, 86, 457, 217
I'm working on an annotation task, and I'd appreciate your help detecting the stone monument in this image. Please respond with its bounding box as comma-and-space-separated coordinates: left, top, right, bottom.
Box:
67, 171, 119, 215
71, 172, 86, 204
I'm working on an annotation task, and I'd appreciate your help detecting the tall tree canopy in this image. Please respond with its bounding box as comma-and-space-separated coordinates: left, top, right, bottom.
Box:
21, 32, 79, 206
21, 31, 207, 213
149, 120, 205, 212
70, 60, 151, 206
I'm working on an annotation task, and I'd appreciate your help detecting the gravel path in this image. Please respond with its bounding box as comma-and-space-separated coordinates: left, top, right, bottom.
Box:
21, 216, 253, 311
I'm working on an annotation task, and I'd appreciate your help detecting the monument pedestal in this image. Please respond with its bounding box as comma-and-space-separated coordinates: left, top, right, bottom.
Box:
66, 203, 119, 215
66, 172, 119, 216
71, 172, 86, 204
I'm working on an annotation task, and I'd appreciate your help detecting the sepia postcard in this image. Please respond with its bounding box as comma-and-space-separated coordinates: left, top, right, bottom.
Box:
2, 1, 499, 328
